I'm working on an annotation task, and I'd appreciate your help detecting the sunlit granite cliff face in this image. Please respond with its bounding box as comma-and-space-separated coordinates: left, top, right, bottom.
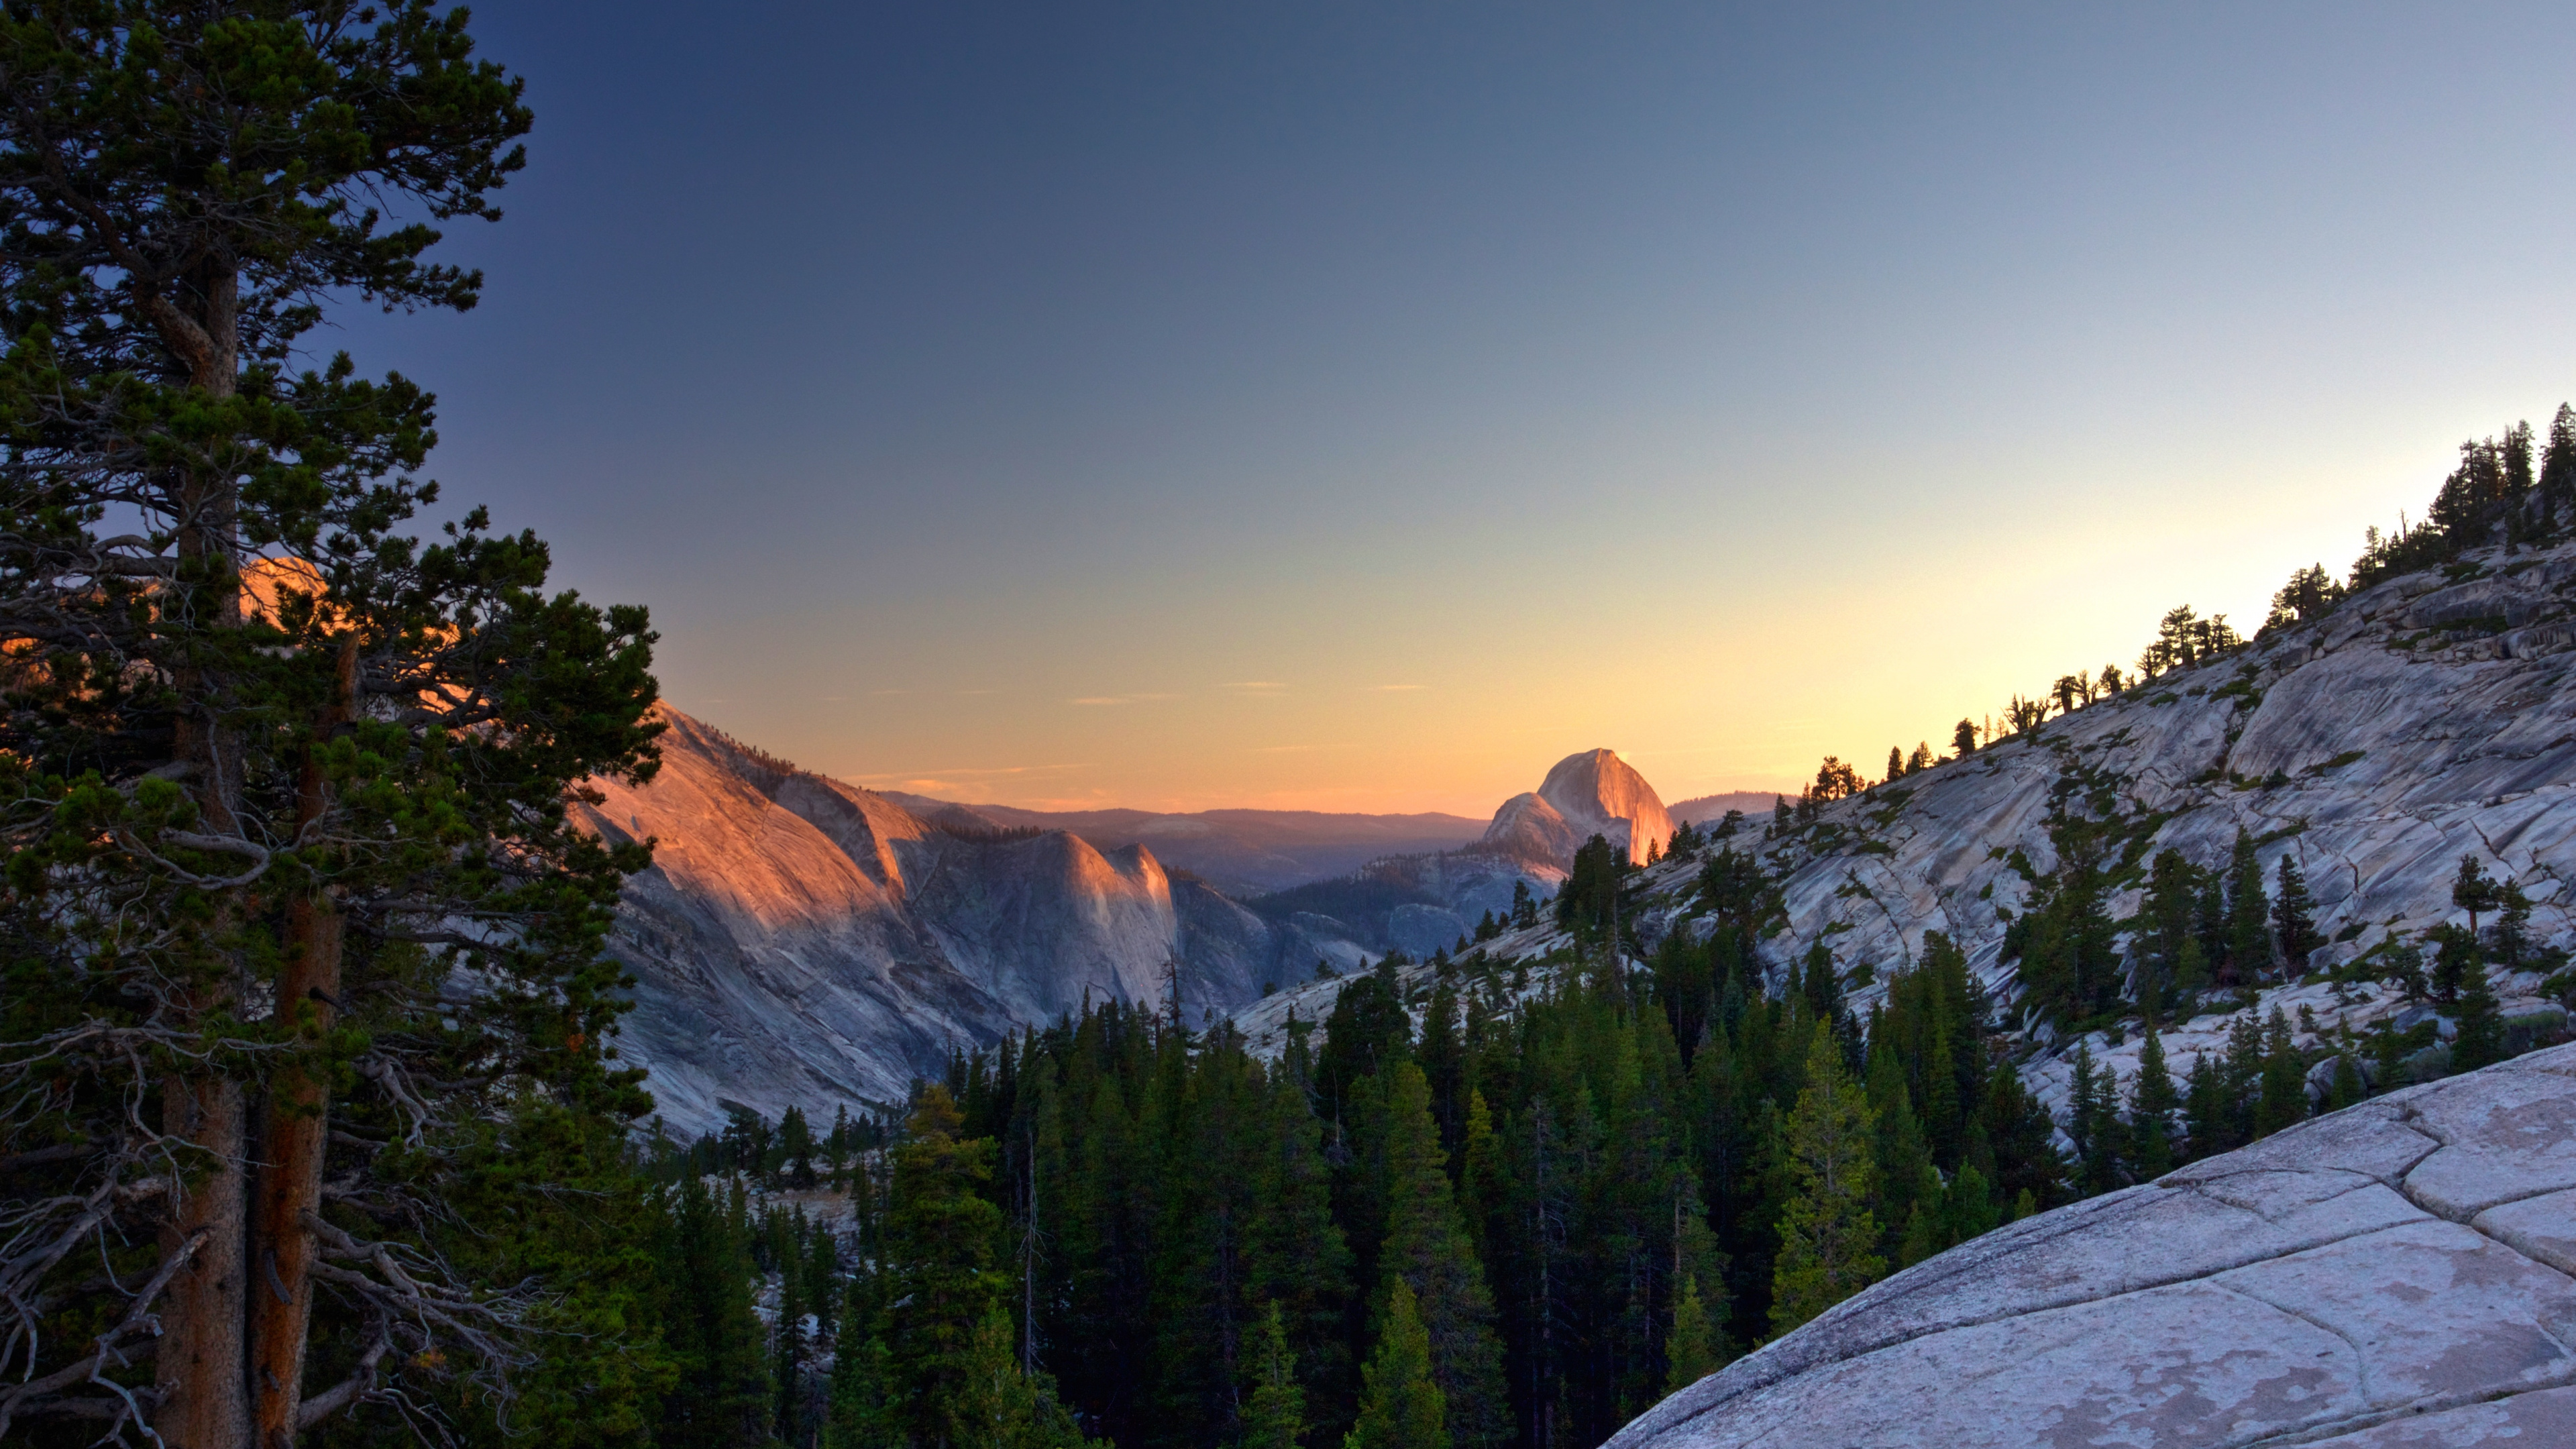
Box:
1484, 747, 1676, 866
580, 712, 1336, 1130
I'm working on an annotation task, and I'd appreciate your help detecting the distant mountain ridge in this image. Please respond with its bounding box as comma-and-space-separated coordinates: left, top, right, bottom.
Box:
876, 794, 1485, 896
584, 712, 1371, 1130
1667, 790, 1783, 826
590, 731, 1680, 1128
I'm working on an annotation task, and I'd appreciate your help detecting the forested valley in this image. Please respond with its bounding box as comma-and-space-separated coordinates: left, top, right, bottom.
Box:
638, 806, 2570, 1449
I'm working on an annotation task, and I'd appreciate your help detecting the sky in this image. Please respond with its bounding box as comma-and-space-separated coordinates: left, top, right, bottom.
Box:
339, 2, 2576, 816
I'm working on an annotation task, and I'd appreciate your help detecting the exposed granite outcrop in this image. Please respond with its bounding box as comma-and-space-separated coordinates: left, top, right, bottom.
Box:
1609, 1045, 2576, 1449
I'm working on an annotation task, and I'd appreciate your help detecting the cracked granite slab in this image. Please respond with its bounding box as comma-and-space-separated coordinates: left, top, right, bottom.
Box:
1609, 1044, 2576, 1449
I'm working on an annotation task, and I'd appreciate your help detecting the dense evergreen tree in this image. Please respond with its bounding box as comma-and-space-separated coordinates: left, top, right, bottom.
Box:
1244, 1303, 1309, 1449
1348, 1281, 1445, 1449
886, 1086, 1007, 1447
2452, 965, 2506, 1073
2430, 923, 2479, 1006
658, 1177, 773, 1449
1373, 1061, 1511, 1444
2224, 831, 2273, 986
1663, 1277, 1723, 1395
1768, 1025, 1883, 1335
2543, 403, 2576, 517
2129, 1027, 2179, 1181
2453, 855, 2502, 940
2271, 855, 2320, 975
0, 6, 665, 1442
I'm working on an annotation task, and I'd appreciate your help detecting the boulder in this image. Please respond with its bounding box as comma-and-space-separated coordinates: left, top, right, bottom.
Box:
1609, 1045, 2576, 1449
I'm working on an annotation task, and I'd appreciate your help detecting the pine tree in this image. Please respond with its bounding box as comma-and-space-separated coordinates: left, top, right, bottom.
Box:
2382, 938, 2431, 1003
659, 1177, 775, 1449
2194, 871, 2230, 985
1345, 1281, 1444, 1449
2181, 1052, 2224, 1161
2253, 1010, 2308, 1138
1954, 718, 1979, 756
781, 1104, 820, 1189
824, 1329, 899, 1449
0, 9, 662, 1442
1371, 1061, 1509, 1444
2488, 880, 2536, 969
2065, 1046, 2125, 1195
1887, 745, 1905, 784
2139, 849, 2200, 1006
2453, 855, 2501, 939
1978, 1060, 2066, 1209
2129, 1028, 2179, 1181
1770, 1024, 1884, 1335
1663, 1275, 1723, 1395
2430, 923, 2479, 1006
887, 1085, 1007, 1448
2224, 831, 2273, 985
2452, 963, 2506, 1073
2541, 402, 2576, 520
2270, 855, 2320, 975
949, 1303, 1099, 1449
1244, 1302, 1307, 1449
1248, 1055, 1355, 1432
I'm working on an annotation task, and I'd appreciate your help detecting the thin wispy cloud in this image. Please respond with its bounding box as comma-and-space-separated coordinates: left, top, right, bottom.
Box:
1070, 692, 1178, 706
1222, 680, 1290, 694
849, 761, 1093, 787
1369, 684, 1428, 692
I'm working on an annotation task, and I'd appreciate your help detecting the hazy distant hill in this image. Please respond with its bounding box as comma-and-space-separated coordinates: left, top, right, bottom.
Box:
1667, 790, 1783, 826
877, 794, 1485, 896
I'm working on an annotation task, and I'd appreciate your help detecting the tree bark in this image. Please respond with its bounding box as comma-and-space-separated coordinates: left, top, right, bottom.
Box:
154, 256, 255, 1449
249, 634, 358, 1449
156, 1077, 250, 1449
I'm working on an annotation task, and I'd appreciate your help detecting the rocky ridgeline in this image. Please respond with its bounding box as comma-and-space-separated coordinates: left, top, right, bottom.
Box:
1688, 535, 2576, 1114
583, 710, 1366, 1131
1238, 540, 2576, 1121
593, 726, 1682, 1130
1612, 1044, 2576, 1449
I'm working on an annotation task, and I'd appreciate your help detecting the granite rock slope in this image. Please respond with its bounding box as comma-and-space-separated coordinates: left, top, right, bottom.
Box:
1609, 1044, 2576, 1449
1629, 538, 2576, 1123
582, 711, 1334, 1131
1725, 539, 2576, 1008
1236, 542, 2576, 1108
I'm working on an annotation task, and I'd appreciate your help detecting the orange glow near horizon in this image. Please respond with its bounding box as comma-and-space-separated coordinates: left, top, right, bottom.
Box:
659, 411, 2493, 820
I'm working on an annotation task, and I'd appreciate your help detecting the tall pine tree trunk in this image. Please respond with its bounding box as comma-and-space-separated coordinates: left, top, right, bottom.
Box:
250, 637, 360, 1447
156, 258, 254, 1449
158, 1078, 250, 1449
